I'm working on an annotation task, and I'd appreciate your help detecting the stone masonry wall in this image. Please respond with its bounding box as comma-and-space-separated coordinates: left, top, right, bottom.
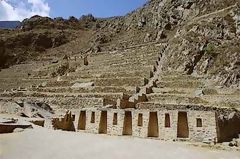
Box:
132, 110, 149, 138
75, 108, 218, 142
85, 110, 101, 134
107, 109, 125, 136
188, 111, 217, 142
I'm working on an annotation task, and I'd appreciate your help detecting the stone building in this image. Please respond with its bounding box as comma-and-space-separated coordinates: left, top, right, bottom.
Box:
51, 104, 240, 143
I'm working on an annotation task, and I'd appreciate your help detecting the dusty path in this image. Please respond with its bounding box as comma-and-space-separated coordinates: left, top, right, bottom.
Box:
0, 127, 240, 159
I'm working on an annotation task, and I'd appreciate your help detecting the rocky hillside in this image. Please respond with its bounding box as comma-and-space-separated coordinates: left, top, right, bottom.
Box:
0, 14, 99, 68
161, 5, 240, 87
0, 0, 239, 88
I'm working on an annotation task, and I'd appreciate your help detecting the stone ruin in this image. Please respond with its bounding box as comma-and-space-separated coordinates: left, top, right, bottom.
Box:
0, 118, 32, 133
48, 104, 240, 143
52, 111, 75, 131
1, 42, 239, 144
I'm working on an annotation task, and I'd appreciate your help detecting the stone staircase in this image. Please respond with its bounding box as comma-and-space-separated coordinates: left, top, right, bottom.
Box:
116, 43, 168, 108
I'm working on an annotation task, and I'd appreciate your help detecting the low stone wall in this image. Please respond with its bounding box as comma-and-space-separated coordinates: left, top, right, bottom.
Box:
52, 111, 75, 131
29, 120, 45, 127
0, 123, 32, 133
0, 97, 104, 110
48, 97, 104, 109
74, 108, 218, 142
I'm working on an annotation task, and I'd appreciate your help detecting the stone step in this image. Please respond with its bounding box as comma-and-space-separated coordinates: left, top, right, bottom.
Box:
77, 65, 152, 75
147, 93, 209, 105
77, 63, 153, 72
32, 86, 135, 94
0, 78, 48, 91
89, 55, 157, 65
0, 92, 123, 106
64, 70, 150, 80
152, 87, 195, 94
156, 80, 203, 89
46, 81, 71, 87
93, 77, 144, 87
147, 92, 240, 108
153, 84, 239, 96
159, 74, 204, 81
0, 63, 43, 78
46, 77, 145, 87
86, 58, 156, 68
88, 49, 158, 62
0, 96, 104, 109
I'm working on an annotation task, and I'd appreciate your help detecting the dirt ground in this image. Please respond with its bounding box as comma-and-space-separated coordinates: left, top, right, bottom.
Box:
0, 126, 240, 159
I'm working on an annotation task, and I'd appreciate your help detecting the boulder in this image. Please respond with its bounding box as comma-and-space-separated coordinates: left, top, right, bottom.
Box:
71, 82, 94, 89
156, 30, 167, 41
40, 82, 47, 87
229, 139, 238, 147
13, 128, 25, 133
195, 89, 204, 96
144, 33, 151, 42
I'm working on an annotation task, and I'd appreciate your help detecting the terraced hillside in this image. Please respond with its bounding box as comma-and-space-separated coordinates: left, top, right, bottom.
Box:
0, 43, 160, 113
147, 72, 240, 109
0, 0, 239, 117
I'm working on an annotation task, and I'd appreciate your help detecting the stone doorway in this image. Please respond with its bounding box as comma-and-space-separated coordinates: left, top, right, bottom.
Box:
99, 111, 107, 134
177, 112, 189, 138
122, 111, 132, 135
78, 111, 86, 130
148, 112, 159, 137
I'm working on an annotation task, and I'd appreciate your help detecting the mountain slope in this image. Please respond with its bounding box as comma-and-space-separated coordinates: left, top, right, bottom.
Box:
0, 0, 239, 88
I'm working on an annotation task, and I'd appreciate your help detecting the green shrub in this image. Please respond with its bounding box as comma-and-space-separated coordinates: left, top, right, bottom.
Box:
204, 43, 215, 53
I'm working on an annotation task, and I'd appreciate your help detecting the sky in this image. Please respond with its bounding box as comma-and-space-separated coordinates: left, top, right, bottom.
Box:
0, 0, 147, 21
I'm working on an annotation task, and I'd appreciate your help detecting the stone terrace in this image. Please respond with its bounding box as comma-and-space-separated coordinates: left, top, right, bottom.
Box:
0, 44, 161, 111
146, 72, 240, 110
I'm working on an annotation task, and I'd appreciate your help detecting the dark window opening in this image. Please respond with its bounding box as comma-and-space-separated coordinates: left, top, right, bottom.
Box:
113, 113, 118, 125
138, 113, 143, 126
91, 112, 95, 123
196, 118, 202, 127
165, 113, 170, 127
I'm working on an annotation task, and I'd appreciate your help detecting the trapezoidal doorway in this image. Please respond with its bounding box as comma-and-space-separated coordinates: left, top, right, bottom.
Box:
122, 111, 132, 135
148, 112, 159, 137
177, 112, 189, 138
78, 111, 86, 130
98, 111, 107, 134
